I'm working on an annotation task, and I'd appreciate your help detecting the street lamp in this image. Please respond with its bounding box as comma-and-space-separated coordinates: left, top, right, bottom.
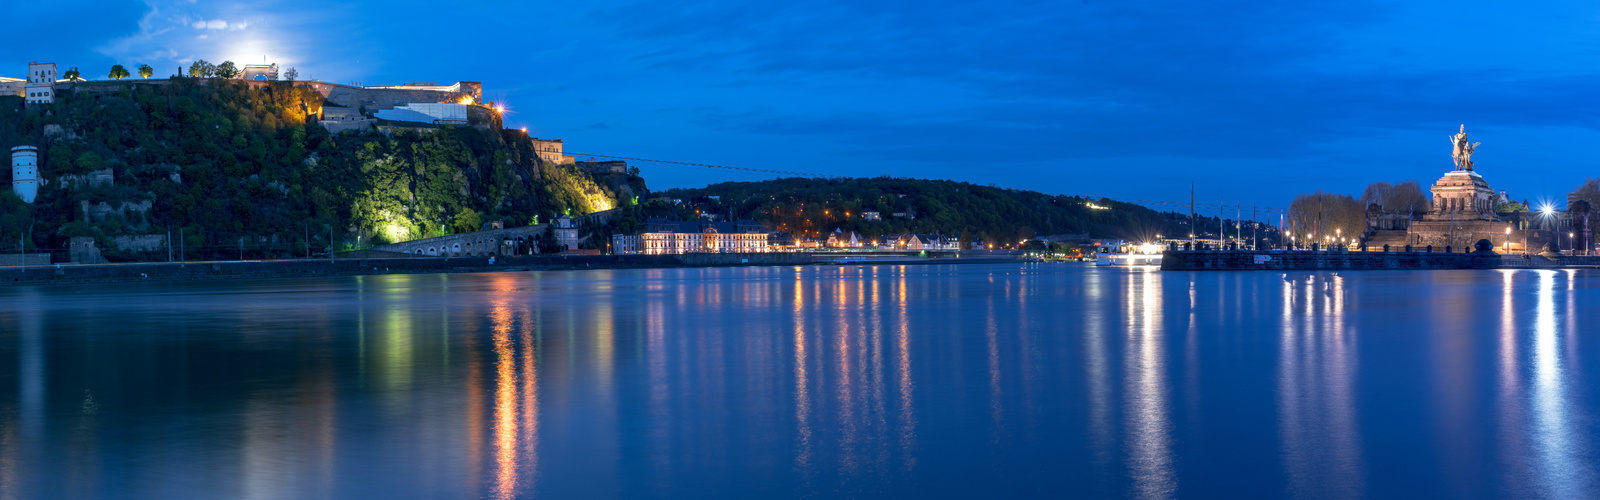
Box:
1505, 227, 1511, 254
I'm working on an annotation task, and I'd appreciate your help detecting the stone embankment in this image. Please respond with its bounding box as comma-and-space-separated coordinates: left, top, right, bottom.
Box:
1162, 249, 1501, 271
0, 252, 815, 285
1162, 248, 1600, 271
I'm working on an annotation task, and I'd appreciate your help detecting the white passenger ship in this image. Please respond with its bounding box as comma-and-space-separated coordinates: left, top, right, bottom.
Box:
1094, 241, 1164, 266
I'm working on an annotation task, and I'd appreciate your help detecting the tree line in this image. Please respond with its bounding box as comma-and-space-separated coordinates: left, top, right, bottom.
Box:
56, 61, 303, 82
649, 177, 1229, 245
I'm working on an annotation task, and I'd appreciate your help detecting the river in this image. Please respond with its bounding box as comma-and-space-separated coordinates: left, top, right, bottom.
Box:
0, 264, 1597, 498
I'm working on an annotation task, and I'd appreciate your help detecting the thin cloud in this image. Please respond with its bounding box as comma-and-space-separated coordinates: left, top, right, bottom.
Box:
191, 19, 247, 30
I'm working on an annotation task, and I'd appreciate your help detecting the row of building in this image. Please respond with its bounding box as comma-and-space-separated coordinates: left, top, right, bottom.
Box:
606, 221, 977, 255
815, 231, 963, 250
611, 219, 771, 255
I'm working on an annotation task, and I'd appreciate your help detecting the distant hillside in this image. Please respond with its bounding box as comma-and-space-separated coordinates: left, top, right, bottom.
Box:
653, 177, 1207, 245
0, 79, 641, 260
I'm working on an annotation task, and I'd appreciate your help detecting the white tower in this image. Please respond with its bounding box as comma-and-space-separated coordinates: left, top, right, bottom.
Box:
11, 146, 38, 203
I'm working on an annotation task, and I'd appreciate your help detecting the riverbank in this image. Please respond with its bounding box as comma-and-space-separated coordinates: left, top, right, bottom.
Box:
1160, 249, 1600, 271
0, 251, 1025, 285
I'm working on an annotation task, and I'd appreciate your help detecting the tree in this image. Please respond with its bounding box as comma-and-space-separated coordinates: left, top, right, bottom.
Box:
1571, 178, 1600, 210
137, 64, 153, 79
188, 60, 215, 78
215, 61, 240, 79
62, 67, 82, 81
1360, 180, 1428, 215
283, 67, 299, 81
1286, 191, 1365, 246
454, 208, 483, 234
1360, 182, 1392, 210
537, 226, 562, 254
108, 64, 131, 80
1495, 199, 1528, 214
1386, 181, 1429, 215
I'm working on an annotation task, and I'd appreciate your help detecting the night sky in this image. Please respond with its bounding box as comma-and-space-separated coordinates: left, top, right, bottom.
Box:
4, 0, 1597, 210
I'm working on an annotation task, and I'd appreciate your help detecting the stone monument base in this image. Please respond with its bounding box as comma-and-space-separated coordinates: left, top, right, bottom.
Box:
1403, 218, 1548, 253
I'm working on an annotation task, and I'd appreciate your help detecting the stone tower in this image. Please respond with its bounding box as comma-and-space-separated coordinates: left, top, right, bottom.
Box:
11, 146, 38, 203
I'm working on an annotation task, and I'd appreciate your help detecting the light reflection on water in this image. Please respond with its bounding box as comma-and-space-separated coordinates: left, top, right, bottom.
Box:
1, 266, 1599, 498
1530, 270, 1593, 498
1125, 269, 1173, 499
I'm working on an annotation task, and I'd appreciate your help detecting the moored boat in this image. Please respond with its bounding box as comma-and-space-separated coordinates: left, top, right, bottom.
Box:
1095, 240, 1163, 266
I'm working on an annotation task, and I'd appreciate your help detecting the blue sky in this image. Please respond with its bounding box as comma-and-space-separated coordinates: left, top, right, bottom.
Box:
4, 0, 1598, 210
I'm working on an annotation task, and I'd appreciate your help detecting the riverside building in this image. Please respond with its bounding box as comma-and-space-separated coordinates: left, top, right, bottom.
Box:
612, 218, 772, 255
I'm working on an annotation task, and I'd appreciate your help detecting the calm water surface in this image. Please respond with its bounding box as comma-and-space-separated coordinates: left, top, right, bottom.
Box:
1, 264, 1599, 498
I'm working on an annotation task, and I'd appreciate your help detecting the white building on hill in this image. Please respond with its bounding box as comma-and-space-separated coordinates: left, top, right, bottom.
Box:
374, 102, 470, 125
24, 62, 56, 104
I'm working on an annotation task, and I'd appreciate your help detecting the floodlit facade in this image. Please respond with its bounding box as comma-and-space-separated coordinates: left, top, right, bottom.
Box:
615, 218, 772, 254
242, 63, 279, 81
532, 139, 576, 164
554, 215, 580, 251
25, 62, 56, 104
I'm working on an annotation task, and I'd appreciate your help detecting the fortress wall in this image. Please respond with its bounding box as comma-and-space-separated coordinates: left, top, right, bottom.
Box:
0, 254, 51, 266
323, 85, 471, 111
369, 210, 619, 257
467, 105, 501, 130
1406, 219, 1551, 251
323, 119, 373, 134
111, 234, 168, 252
371, 224, 550, 257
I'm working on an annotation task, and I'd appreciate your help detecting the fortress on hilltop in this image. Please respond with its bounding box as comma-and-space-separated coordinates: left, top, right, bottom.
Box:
0, 61, 500, 133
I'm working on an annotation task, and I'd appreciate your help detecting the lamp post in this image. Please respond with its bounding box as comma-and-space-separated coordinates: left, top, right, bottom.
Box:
1505, 227, 1511, 254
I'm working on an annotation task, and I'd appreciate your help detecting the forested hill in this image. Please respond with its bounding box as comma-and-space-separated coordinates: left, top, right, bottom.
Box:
655, 177, 1198, 244
0, 79, 639, 260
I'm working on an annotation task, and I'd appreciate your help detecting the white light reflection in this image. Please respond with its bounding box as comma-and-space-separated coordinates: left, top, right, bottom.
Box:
1277, 273, 1364, 498
793, 275, 814, 477
987, 295, 1004, 443
1084, 271, 1113, 475
1529, 270, 1593, 497
1124, 269, 1174, 499
894, 269, 917, 471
